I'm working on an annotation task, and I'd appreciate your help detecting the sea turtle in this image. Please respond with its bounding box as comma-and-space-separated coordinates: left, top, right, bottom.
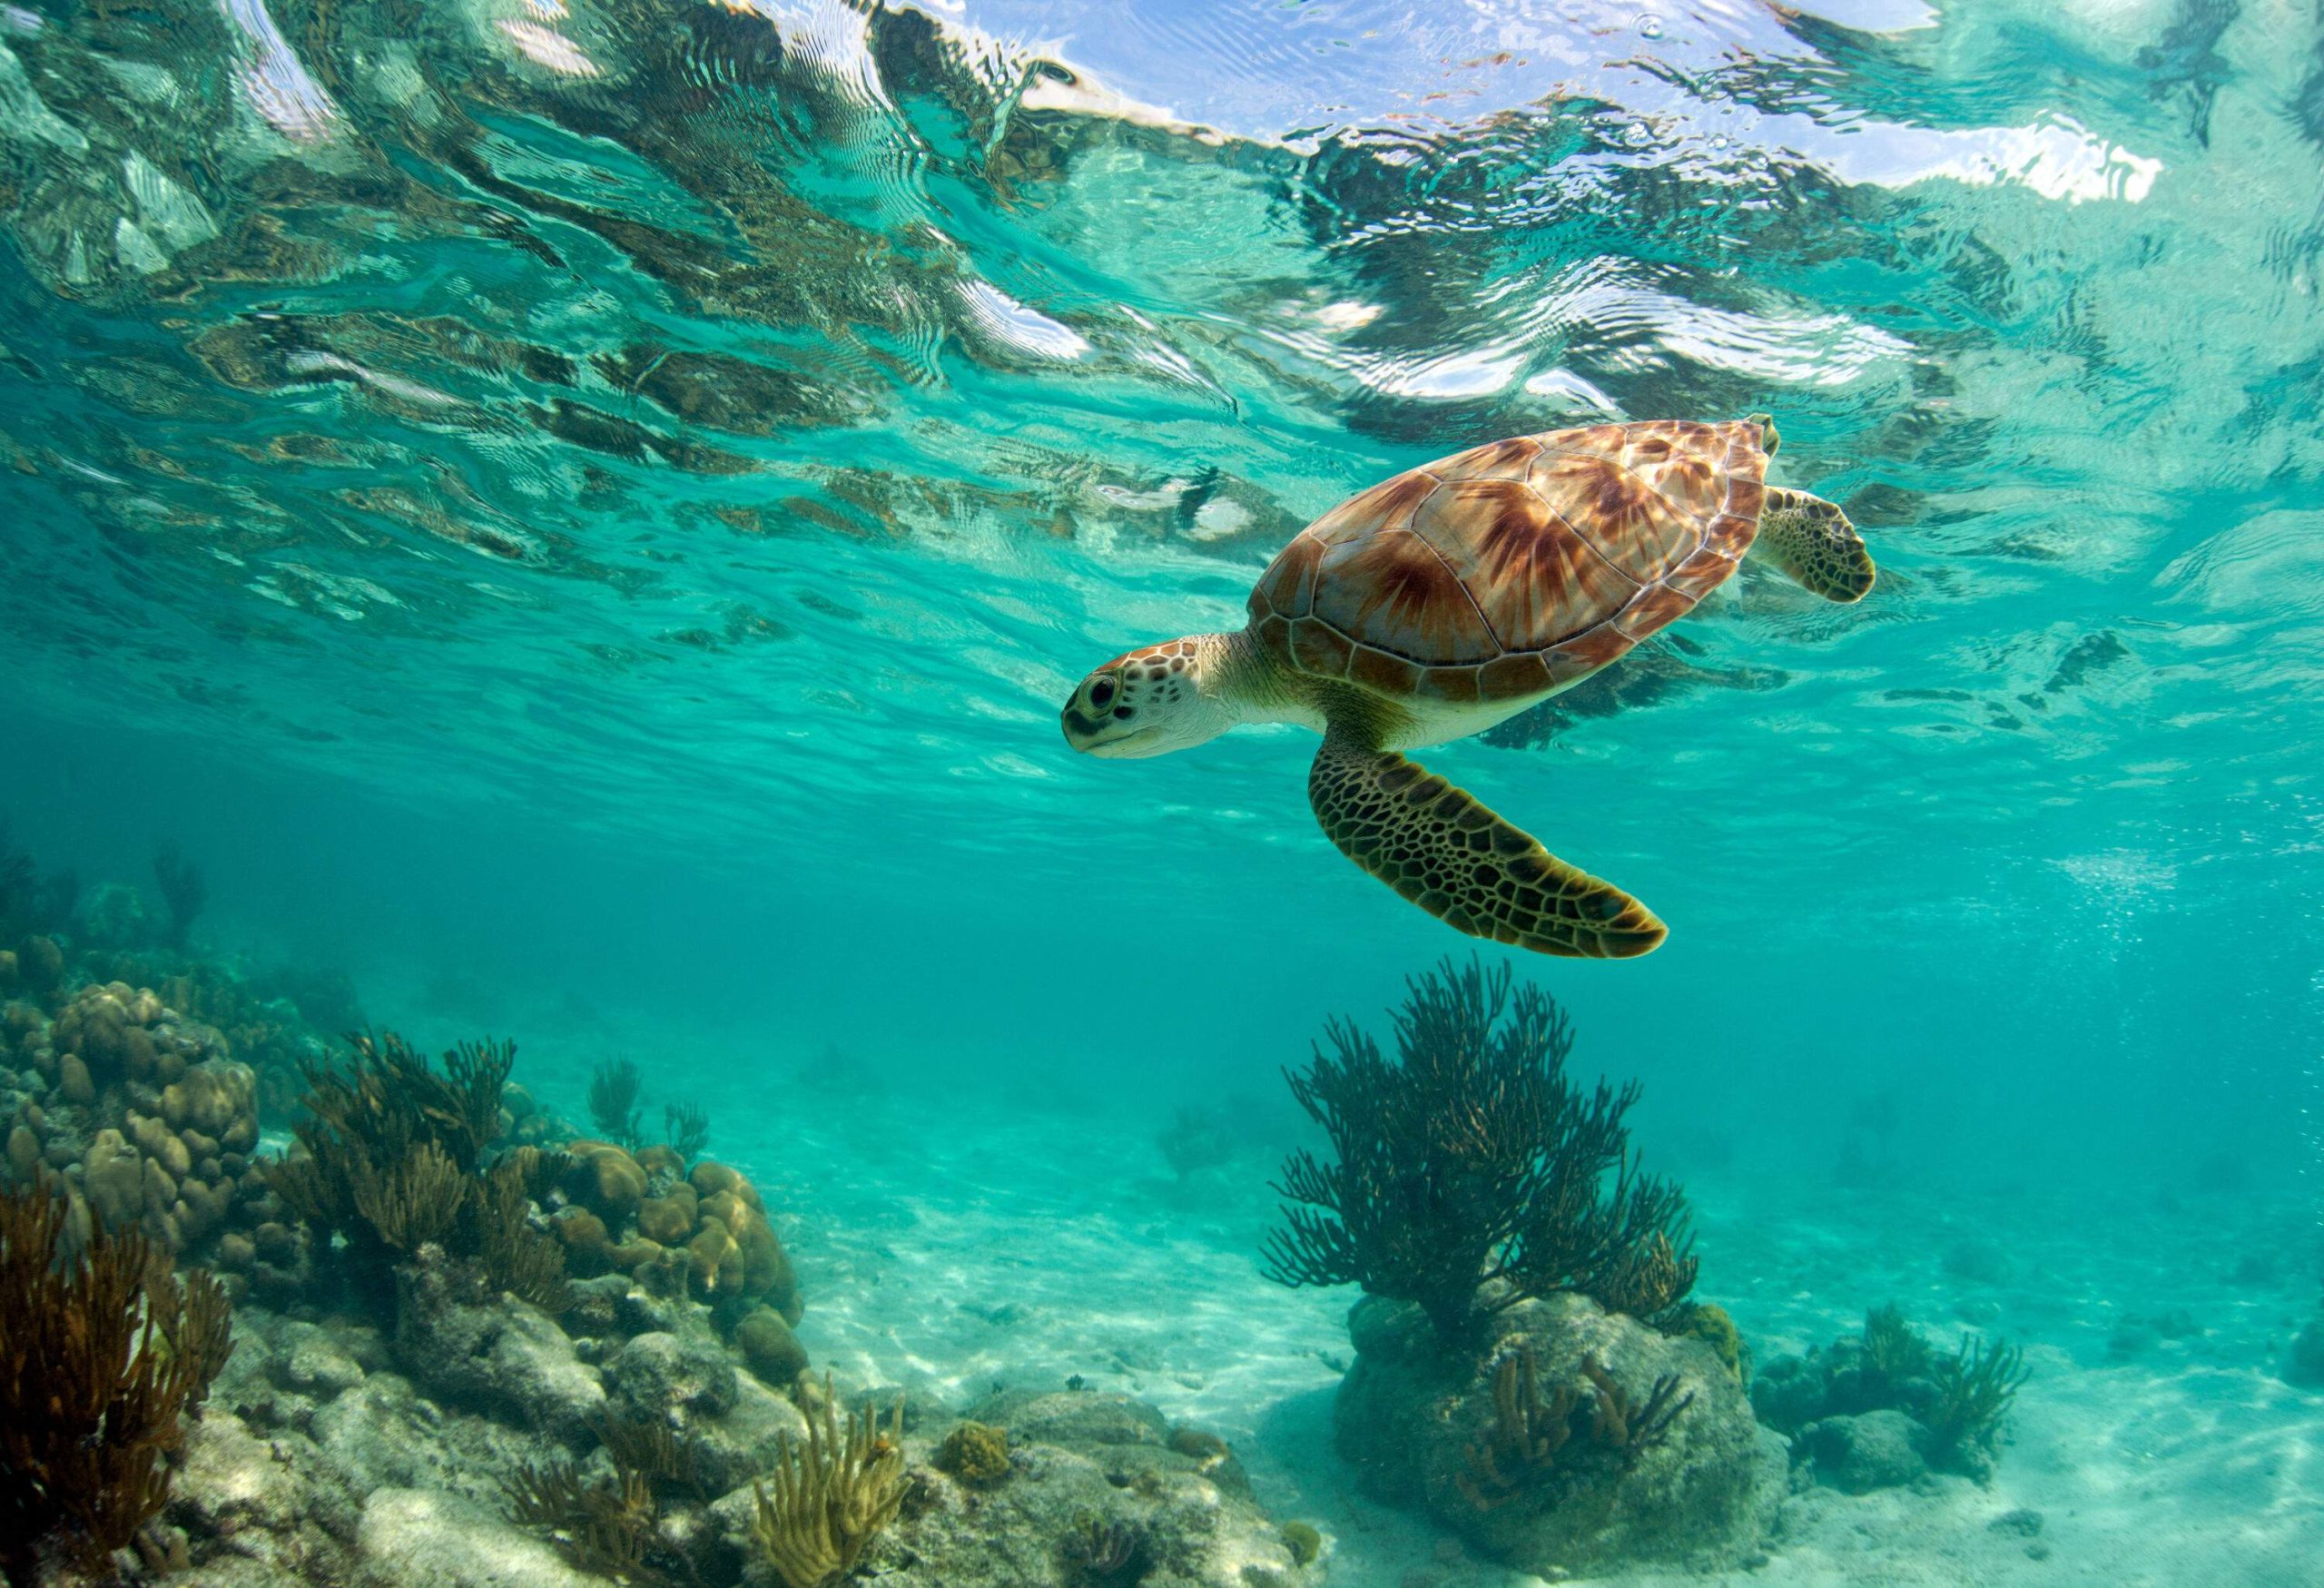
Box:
1059, 415, 1873, 958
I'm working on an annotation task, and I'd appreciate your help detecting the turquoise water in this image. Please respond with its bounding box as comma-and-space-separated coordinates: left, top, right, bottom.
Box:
4, 0, 2324, 1579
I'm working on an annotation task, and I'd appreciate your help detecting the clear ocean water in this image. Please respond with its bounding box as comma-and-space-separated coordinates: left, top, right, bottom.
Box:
3, 0, 2322, 1582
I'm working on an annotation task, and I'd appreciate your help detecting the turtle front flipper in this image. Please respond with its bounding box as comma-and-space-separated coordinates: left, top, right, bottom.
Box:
1307, 733, 1666, 959
1758, 488, 1876, 602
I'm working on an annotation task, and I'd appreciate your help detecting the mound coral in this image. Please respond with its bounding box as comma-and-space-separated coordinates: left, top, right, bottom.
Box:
0, 1176, 231, 1581
1265, 956, 1695, 1342
1, 981, 271, 1271
554, 1142, 802, 1328
935, 1420, 1012, 1485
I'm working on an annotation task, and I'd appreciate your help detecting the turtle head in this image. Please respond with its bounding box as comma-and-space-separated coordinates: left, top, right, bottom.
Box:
1061, 636, 1237, 759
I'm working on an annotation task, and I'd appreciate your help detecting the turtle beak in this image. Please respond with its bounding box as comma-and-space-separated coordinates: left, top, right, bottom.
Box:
1061, 703, 1107, 750
1060, 703, 1150, 757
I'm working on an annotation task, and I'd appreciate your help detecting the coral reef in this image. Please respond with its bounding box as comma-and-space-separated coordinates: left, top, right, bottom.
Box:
870, 1388, 1314, 1588
0, 826, 370, 1128
552, 1143, 803, 1339
1265, 955, 1695, 1342
1, 1176, 232, 1582
163, 1308, 1315, 1588
1, 980, 271, 1273
264, 1030, 571, 1312
1751, 1305, 2030, 1486
1335, 1290, 1779, 1573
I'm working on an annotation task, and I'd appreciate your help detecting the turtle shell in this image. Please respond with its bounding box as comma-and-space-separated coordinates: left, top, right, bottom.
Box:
1247, 419, 1768, 707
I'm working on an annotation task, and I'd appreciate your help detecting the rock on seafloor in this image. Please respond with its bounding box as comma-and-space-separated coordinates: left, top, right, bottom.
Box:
162, 1299, 1317, 1588
394, 1245, 608, 1445
1800, 1409, 1932, 1494
1334, 1291, 1784, 1575
355, 1490, 604, 1588
710, 1388, 1316, 1588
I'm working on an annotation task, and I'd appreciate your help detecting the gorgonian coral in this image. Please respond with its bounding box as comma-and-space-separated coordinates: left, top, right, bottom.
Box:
1265, 956, 1694, 1342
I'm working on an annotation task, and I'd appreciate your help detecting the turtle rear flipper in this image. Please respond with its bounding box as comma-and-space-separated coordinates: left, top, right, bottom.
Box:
1307, 733, 1666, 959
1758, 488, 1876, 602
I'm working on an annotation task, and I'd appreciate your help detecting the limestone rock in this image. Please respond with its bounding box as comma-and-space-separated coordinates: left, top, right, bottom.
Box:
394, 1253, 605, 1443
1801, 1409, 1930, 1493
170, 1407, 362, 1580
276, 1322, 369, 1400
605, 1327, 737, 1424
688, 1370, 810, 1496
355, 1488, 599, 1588
1333, 1292, 1781, 1575
707, 1386, 1311, 1588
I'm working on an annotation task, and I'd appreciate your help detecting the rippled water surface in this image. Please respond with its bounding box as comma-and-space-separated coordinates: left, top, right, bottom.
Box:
4, 0, 2322, 1205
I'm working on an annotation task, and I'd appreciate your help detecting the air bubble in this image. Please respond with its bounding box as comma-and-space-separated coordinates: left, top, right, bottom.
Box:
1636, 14, 1663, 38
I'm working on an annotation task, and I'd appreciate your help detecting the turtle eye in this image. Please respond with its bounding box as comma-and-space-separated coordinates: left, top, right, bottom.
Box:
1088, 676, 1117, 708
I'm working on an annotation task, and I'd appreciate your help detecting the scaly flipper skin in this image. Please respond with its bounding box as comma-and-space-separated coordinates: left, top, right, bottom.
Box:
1306, 730, 1668, 959
1758, 488, 1876, 602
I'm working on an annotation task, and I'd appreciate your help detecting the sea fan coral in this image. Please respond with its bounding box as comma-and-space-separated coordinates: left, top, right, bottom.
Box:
1264, 956, 1695, 1342
0, 1176, 231, 1581
1925, 1334, 2030, 1464
268, 1031, 566, 1312
152, 843, 207, 952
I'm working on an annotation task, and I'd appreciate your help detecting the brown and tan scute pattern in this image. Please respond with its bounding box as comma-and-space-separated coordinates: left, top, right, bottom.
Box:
1251, 420, 1768, 705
